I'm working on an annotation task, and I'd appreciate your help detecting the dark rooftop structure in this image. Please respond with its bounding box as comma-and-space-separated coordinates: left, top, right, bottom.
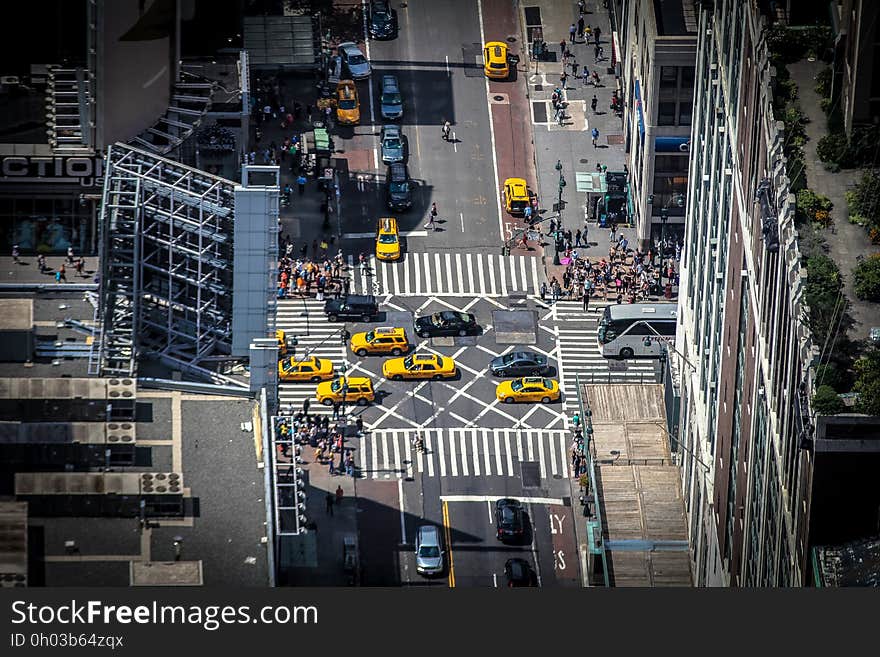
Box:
654, 0, 699, 36
814, 536, 880, 587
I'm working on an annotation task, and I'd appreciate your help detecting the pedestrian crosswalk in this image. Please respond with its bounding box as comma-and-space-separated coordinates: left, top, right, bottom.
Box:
356, 428, 574, 480
346, 253, 543, 297
276, 298, 345, 413
552, 300, 658, 410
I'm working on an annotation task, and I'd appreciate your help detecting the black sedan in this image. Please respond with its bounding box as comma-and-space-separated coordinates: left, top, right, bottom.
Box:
495, 498, 525, 542
414, 311, 478, 338
368, 0, 397, 39
489, 350, 550, 377
504, 558, 536, 587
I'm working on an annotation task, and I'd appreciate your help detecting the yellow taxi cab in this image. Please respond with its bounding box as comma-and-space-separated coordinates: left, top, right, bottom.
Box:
276, 329, 294, 356
375, 217, 401, 261
336, 80, 360, 124
316, 376, 375, 406
383, 353, 457, 381
496, 377, 561, 404
350, 326, 409, 357
503, 177, 530, 215
278, 355, 335, 383
483, 41, 510, 79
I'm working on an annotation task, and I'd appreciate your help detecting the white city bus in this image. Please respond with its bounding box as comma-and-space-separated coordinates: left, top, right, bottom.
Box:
597, 303, 678, 358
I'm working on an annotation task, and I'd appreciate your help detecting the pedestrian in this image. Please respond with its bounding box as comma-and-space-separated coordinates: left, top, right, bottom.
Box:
578, 16, 585, 37
623, 163, 629, 177
569, 23, 577, 43
598, 46, 604, 60
37, 253, 46, 272
594, 26, 602, 46
442, 120, 451, 141
325, 492, 334, 515
575, 228, 582, 247
540, 281, 547, 301
591, 127, 599, 147
583, 287, 590, 312
11, 244, 19, 264
578, 0, 586, 14
559, 39, 566, 57
610, 222, 617, 241
306, 104, 313, 123
560, 71, 568, 89
359, 252, 368, 274
75, 258, 84, 277
336, 484, 344, 505
583, 66, 590, 87
594, 44, 601, 62
524, 204, 533, 224
58, 263, 67, 282
356, 416, 364, 437
332, 401, 341, 420
425, 212, 436, 230
591, 94, 598, 113
302, 397, 311, 415
328, 454, 335, 475
571, 59, 579, 77
297, 173, 307, 194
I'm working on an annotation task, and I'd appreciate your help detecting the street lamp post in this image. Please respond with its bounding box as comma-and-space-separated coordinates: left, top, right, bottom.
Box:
553, 159, 566, 266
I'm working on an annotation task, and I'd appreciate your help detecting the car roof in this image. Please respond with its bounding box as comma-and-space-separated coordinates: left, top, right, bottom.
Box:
378, 217, 398, 232
343, 294, 376, 303
382, 124, 400, 136
496, 497, 521, 507
522, 377, 546, 384
373, 326, 403, 335
388, 162, 408, 179
412, 354, 437, 362
382, 75, 399, 88
338, 42, 360, 52
341, 376, 372, 385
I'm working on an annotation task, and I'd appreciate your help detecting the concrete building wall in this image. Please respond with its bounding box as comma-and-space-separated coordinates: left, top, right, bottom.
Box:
839, 0, 880, 133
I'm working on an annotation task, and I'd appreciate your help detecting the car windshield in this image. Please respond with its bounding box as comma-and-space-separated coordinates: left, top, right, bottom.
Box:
501, 354, 516, 365
511, 380, 524, 392
403, 356, 414, 369
430, 313, 443, 326
378, 234, 398, 244
418, 546, 440, 558
349, 54, 367, 65
382, 92, 401, 104
364, 331, 375, 342
542, 378, 553, 389
390, 181, 409, 193
330, 379, 343, 392
490, 62, 507, 69
384, 137, 401, 148
338, 99, 357, 110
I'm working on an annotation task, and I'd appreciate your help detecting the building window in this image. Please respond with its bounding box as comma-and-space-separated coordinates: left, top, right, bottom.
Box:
658, 101, 677, 126
660, 66, 678, 88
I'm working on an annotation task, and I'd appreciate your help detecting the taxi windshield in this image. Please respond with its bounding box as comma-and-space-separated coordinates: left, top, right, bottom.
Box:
511, 380, 525, 392
330, 378, 344, 392
339, 99, 357, 110
378, 234, 398, 244
541, 378, 552, 389
365, 330, 375, 342
403, 356, 414, 369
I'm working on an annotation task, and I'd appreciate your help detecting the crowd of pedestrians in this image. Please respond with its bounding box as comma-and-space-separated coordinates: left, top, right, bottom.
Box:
274, 410, 359, 479
276, 238, 355, 300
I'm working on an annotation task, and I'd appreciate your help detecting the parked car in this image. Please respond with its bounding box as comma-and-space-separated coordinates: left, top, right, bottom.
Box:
495, 498, 525, 542
385, 162, 413, 211
414, 311, 478, 338
335, 80, 360, 125
381, 124, 405, 164
324, 294, 379, 322
489, 350, 550, 377
338, 42, 371, 78
380, 74, 403, 119
483, 41, 510, 79
415, 525, 444, 576
369, 0, 397, 39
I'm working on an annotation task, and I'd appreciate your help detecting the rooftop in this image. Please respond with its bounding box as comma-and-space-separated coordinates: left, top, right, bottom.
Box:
653, 0, 699, 37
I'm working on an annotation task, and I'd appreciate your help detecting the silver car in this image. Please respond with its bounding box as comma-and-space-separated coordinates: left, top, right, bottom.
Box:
415, 525, 444, 576
338, 42, 371, 79
380, 75, 403, 119
381, 125, 405, 164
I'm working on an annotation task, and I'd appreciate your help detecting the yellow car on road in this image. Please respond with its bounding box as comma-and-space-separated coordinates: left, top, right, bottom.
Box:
316, 376, 375, 406
483, 41, 510, 79
496, 377, 560, 404
278, 356, 334, 383
376, 217, 401, 261
336, 80, 360, 125
503, 177, 530, 215
350, 326, 409, 357
383, 354, 457, 381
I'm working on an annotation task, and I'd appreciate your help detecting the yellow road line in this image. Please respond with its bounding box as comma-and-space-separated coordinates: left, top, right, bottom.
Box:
443, 500, 456, 587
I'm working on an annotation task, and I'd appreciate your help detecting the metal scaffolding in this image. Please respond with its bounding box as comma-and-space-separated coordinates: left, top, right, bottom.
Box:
93, 143, 238, 377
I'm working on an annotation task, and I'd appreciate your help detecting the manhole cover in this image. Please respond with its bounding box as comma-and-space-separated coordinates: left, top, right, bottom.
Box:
506, 36, 517, 43
534, 84, 543, 91
490, 93, 510, 105
579, 158, 589, 164
606, 134, 624, 145
493, 95, 505, 101
521, 462, 540, 488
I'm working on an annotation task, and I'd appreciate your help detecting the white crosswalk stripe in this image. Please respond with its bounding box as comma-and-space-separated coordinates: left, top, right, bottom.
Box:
552, 300, 658, 411
346, 253, 543, 297
357, 428, 572, 479
276, 298, 345, 414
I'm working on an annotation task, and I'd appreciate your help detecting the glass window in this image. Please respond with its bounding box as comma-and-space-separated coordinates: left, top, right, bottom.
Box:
658, 101, 676, 126
660, 66, 678, 88
681, 66, 696, 89
679, 100, 693, 126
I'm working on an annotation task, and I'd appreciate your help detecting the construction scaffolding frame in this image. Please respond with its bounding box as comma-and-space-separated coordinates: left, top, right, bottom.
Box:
93, 143, 238, 378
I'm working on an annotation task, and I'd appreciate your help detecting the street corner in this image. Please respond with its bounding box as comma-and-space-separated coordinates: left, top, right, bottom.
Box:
547, 101, 587, 131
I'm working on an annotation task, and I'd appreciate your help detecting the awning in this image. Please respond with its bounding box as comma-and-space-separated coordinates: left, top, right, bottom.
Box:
634, 80, 645, 138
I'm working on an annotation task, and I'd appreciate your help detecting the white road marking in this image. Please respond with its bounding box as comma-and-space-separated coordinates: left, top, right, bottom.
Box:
487, 500, 494, 522
423, 252, 432, 295
441, 495, 564, 504
392, 258, 401, 294
499, 253, 508, 295
393, 432, 402, 478
488, 260, 497, 295
444, 253, 454, 292
360, 435, 367, 475
504, 430, 514, 475
516, 430, 524, 461
493, 572, 498, 588
455, 254, 464, 296
476, 0, 505, 244
559, 435, 569, 478
471, 430, 480, 476
494, 431, 503, 475
403, 255, 411, 295
466, 253, 475, 293
528, 502, 543, 587
371, 434, 379, 476
527, 433, 535, 462
438, 430, 447, 477
398, 478, 406, 543
449, 430, 458, 477
460, 211, 465, 232
416, 433, 424, 473
477, 254, 486, 293
405, 436, 414, 480
426, 431, 435, 477
459, 431, 469, 476
548, 432, 558, 476
537, 436, 547, 480
382, 431, 391, 477
482, 431, 492, 475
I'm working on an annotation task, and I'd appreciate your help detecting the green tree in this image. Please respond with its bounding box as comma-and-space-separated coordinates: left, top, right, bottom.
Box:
804, 254, 848, 345
853, 254, 880, 301
812, 385, 846, 415
853, 349, 880, 415
814, 362, 843, 391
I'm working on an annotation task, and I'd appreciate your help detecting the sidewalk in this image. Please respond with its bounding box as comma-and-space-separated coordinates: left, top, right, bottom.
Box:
0, 256, 99, 285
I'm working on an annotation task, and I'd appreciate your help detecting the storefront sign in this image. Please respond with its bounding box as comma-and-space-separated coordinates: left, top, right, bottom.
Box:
654, 137, 690, 153
1, 156, 103, 186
